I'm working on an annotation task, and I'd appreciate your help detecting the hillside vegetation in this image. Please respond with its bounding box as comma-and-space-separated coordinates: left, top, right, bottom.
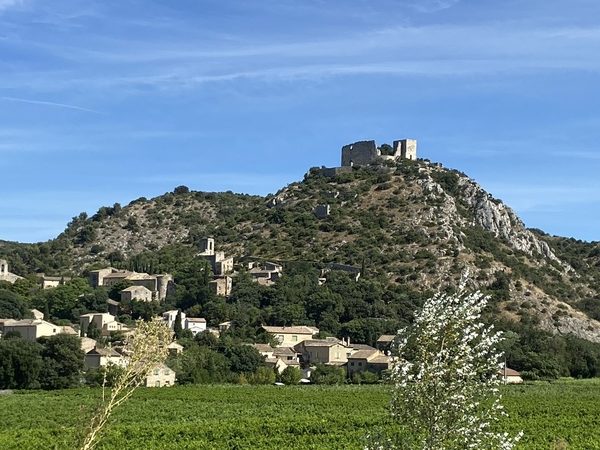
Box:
2, 159, 600, 342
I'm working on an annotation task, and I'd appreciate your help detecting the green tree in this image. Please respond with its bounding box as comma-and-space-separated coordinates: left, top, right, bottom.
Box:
248, 366, 276, 385
174, 310, 183, 338
224, 344, 264, 374
39, 334, 84, 390
0, 289, 28, 319
86, 321, 101, 340
279, 366, 302, 385
0, 336, 42, 389
311, 364, 345, 385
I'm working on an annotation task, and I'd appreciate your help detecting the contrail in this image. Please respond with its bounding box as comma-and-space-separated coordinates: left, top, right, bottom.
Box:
0, 96, 102, 114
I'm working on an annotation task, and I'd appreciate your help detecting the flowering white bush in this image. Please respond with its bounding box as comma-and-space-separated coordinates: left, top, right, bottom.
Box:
368, 288, 522, 450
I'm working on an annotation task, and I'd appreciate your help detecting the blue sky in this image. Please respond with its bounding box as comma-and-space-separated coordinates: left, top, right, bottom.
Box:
1, 0, 600, 243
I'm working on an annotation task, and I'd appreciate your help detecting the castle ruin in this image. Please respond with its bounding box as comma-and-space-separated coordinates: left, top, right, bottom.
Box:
341, 139, 417, 167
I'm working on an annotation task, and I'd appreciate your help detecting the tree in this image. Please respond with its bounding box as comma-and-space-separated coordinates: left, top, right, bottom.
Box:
248, 366, 276, 385
0, 336, 42, 389
311, 364, 345, 385
86, 321, 101, 340
224, 344, 264, 374
0, 289, 28, 319
173, 185, 190, 195
39, 334, 84, 390
279, 366, 302, 385
368, 289, 522, 449
174, 310, 183, 338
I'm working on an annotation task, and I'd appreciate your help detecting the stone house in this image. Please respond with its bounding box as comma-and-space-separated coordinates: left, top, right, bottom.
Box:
0, 259, 23, 284
80, 313, 128, 337
120, 285, 153, 303
38, 274, 72, 289
347, 349, 391, 377
248, 261, 283, 287
209, 276, 232, 297
107, 299, 120, 316
167, 341, 184, 355
84, 347, 128, 369
0, 319, 61, 341
376, 335, 396, 352
81, 337, 98, 353
262, 325, 319, 347
252, 344, 300, 374
294, 338, 353, 365
89, 268, 174, 301
146, 364, 176, 387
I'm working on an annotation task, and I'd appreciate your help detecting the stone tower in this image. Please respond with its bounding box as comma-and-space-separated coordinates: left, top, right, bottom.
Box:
199, 237, 215, 256
393, 139, 417, 160
0, 259, 7, 276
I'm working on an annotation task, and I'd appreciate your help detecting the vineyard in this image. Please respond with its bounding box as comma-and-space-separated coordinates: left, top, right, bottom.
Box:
0, 381, 599, 449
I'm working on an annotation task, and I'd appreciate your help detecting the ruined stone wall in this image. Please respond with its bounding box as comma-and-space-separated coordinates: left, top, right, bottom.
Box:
341, 140, 379, 166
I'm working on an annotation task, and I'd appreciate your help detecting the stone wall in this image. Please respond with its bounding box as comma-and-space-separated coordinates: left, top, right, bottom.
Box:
341, 140, 379, 166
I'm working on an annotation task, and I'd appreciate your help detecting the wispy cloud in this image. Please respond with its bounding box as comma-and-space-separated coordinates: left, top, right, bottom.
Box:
404, 0, 461, 13
5, 22, 600, 94
0, 96, 102, 114
0, 0, 25, 12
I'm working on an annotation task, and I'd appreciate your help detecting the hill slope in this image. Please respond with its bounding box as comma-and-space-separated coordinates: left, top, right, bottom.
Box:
1, 159, 600, 342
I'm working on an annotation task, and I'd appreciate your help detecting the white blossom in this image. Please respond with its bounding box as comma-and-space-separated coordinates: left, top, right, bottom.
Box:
367, 288, 522, 450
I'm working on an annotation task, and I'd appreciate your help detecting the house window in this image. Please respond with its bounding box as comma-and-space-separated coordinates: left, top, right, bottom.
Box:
350, 362, 354, 366
155, 381, 161, 387
292, 335, 298, 342
358, 362, 362, 366
277, 335, 284, 343
154, 369, 159, 375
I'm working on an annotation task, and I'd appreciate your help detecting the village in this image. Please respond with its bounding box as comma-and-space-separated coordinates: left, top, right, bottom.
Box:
0, 230, 524, 387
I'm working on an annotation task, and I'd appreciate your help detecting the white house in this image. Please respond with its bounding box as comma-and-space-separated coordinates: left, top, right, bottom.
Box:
184, 317, 207, 335
163, 310, 186, 330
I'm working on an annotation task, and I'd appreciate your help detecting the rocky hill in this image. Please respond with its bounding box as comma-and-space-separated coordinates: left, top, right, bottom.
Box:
2, 158, 600, 342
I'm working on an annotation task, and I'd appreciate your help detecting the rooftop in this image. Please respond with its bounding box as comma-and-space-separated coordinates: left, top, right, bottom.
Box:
262, 325, 318, 335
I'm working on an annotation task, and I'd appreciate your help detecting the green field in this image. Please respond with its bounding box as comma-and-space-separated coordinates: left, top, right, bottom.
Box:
1, 380, 599, 449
